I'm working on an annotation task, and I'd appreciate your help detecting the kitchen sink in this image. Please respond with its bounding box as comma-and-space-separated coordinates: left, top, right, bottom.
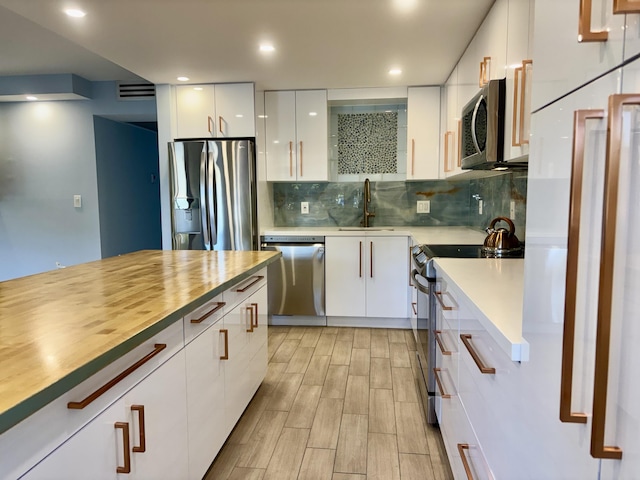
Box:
338, 227, 395, 231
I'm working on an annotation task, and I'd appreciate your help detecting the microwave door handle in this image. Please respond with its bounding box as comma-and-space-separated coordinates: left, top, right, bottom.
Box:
470, 95, 484, 154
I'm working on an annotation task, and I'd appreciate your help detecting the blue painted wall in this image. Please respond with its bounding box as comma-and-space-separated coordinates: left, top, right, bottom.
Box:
94, 116, 161, 258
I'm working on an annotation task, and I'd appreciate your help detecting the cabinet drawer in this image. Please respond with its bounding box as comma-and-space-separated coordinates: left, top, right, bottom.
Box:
183, 292, 226, 345
223, 269, 267, 310
0, 320, 184, 480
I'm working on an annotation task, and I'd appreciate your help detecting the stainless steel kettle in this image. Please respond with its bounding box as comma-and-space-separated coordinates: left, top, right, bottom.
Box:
482, 216, 522, 257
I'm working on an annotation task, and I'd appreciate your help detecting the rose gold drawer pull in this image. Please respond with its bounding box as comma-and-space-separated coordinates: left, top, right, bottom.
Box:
191, 301, 226, 323
433, 368, 451, 399
457, 444, 474, 480
434, 291, 454, 311
68, 344, 167, 409
460, 334, 495, 374
115, 422, 131, 474
218, 115, 224, 135
613, 0, 640, 13
299, 141, 304, 177
246, 306, 254, 332
220, 329, 229, 360
435, 330, 452, 355
207, 116, 214, 134
131, 405, 146, 453
578, 0, 608, 42
235, 275, 264, 292
251, 302, 259, 328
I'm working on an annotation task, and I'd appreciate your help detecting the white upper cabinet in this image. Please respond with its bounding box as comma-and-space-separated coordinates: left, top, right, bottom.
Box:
531, 0, 625, 111
175, 83, 256, 139
442, 67, 462, 178
265, 90, 328, 181
406, 86, 441, 180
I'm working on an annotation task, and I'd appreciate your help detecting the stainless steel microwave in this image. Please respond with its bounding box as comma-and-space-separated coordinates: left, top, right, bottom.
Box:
460, 78, 506, 169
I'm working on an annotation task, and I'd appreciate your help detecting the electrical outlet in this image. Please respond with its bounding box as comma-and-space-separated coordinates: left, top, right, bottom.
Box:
417, 200, 430, 214
478, 200, 483, 215
510, 200, 516, 219
301, 201, 309, 214
73, 195, 82, 208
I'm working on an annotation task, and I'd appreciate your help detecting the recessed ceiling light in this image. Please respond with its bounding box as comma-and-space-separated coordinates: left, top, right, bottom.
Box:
260, 44, 275, 53
64, 8, 86, 18
389, 68, 402, 75
258, 115, 268, 119
26, 95, 38, 101
235, 114, 244, 118
177, 76, 189, 82
193, 87, 203, 91
309, 112, 318, 116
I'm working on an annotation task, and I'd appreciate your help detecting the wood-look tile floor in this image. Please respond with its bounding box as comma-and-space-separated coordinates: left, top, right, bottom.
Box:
206, 326, 453, 480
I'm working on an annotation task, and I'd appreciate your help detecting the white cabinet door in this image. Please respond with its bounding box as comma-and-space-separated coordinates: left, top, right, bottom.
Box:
442, 67, 462, 178
295, 90, 328, 181
531, 0, 625, 111
176, 85, 216, 138
214, 83, 256, 137
366, 236, 409, 318
473, 0, 508, 84
325, 236, 366, 317
504, 0, 533, 161
184, 319, 226, 480
21, 401, 122, 480
265, 90, 297, 181
124, 351, 189, 480
406, 87, 441, 180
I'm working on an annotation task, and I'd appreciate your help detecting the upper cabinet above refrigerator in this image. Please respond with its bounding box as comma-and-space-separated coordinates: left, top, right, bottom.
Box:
175, 83, 256, 139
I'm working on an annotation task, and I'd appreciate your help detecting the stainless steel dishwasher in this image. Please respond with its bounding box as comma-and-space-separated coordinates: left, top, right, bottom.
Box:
260, 235, 326, 324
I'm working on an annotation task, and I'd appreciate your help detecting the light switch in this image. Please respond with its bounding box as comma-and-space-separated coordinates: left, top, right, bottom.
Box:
301, 202, 309, 214
478, 200, 483, 215
510, 200, 516, 219
73, 195, 82, 208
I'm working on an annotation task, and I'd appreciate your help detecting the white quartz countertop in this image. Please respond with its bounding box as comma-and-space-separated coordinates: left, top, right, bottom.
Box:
434, 257, 528, 361
261, 226, 487, 245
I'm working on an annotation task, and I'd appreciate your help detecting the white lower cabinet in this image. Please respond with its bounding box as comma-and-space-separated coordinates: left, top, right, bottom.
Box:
23, 351, 189, 480
325, 235, 409, 319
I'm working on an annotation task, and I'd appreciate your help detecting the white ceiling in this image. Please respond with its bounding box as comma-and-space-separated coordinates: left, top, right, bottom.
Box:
0, 0, 494, 90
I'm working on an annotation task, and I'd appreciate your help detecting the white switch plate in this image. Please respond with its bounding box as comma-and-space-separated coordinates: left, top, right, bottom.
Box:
73, 195, 82, 208
478, 200, 483, 215
510, 200, 516, 219
301, 201, 309, 214
417, 200, 430, 214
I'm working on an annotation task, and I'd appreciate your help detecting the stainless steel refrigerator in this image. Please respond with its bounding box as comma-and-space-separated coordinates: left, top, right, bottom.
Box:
169, 139, 258, 251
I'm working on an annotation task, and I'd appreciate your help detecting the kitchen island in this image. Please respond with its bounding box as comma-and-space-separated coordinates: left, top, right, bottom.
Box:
0, 249, 280, 479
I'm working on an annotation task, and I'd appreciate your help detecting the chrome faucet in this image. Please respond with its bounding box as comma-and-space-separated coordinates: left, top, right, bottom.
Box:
362, 178, 375, 227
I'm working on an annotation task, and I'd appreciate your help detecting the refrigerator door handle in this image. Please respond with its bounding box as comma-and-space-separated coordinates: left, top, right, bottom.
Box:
199, 148, 211, 250
207, 147, 218, 248
589, 94, 637, 460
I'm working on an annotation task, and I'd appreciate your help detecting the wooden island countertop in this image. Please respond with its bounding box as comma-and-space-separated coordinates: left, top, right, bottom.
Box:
0, 249, 280, 435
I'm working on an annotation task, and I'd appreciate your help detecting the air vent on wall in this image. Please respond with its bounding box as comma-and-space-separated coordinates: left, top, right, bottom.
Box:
117, 82, 156, 100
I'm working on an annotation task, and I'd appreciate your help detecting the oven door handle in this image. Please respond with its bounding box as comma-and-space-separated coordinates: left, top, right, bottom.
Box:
412, 269, 430, 295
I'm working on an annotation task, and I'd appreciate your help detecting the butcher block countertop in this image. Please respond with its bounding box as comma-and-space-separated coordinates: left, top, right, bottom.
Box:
0, 249, 280, 435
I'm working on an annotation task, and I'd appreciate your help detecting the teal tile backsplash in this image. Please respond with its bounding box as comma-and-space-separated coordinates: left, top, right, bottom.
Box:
272, 171, 528, 237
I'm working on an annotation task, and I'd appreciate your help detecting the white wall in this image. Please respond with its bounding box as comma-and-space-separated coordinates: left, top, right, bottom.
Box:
0, 101, 102, 280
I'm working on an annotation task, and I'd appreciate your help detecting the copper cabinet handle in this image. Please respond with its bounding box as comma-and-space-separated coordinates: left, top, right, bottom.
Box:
220, 329, 229, 360
235, 275, 264, 292
370, 241, 373, 278
207, 115, 214, 134
251, 302, 259, 328
218, 115, 224, 135
359, 241, 363, 278
299, 141, 303, 177
412, 302, 417, 315
411, 138, 415, 176
560, 109, 605, 425
433, 368, 451, 399
115, 422, 131, 474
68, 344, 167, 409
131, 405, 146, 453
457, 444, 474, 480
479, 61, 485, 88
520, 60, 532, 145
191, 301, 226, 324
444, 132, 453, 172
589, 94, 638, 460
460, 334, 495, 374
578, 0, 608, 42
289, 141, 293, 177
408, 246, 413, 286
512, 65, 523, 147
613, 0, 640, 13
246, 306, 254, 332
434, 291, 454, 311
435, 330, 452, 355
